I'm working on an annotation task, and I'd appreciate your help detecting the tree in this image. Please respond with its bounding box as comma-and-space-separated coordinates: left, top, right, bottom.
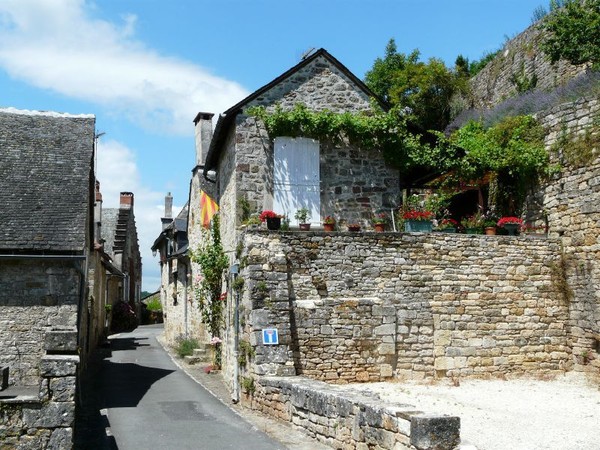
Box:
365, 39, 464, 131
539, 0, 600, 67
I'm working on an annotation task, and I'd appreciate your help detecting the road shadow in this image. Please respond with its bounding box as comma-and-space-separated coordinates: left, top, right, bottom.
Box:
75, 330, 174, 448
100, 359, 174, 408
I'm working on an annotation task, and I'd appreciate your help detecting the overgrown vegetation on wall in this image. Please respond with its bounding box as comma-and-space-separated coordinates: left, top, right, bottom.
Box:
191, 215, 228, 339
249, 103, 549, 215
538, 0, 600, 68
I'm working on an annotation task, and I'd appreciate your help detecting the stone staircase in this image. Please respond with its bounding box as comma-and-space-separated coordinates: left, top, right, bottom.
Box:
184, 345, 211, 365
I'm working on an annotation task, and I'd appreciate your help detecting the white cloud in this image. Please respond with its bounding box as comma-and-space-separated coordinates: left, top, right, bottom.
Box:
0, 0, 248, 135
97, 139, 182, 292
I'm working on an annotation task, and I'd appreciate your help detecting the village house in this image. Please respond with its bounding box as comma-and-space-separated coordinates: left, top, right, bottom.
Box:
154, 38, 599, 448
0, 107, 142, 448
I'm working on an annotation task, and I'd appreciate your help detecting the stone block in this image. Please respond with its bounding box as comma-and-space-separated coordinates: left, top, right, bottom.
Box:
44, 329, 78, 352
49, 427, 73, 450
40, 355, 79, 377
410, 414, 460, 450
22, 402, 75, 428
49, 377, 76, 402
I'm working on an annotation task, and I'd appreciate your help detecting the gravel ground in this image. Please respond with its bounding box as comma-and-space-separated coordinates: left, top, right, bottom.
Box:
349, 373, 600, 450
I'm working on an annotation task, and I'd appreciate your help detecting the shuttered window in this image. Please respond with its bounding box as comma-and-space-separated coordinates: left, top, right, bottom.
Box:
273, 137, 320, 225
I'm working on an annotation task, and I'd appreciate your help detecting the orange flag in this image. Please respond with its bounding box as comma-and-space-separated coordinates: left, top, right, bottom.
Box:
200, 190, 219, 228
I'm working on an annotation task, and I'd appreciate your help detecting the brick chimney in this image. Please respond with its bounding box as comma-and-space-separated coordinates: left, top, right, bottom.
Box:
193, 112, 214, 167
120, 192, 134, 210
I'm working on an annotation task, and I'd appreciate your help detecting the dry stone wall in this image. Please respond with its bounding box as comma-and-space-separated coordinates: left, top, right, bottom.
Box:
237, 230, 569, 383
534, 95, 600, 376
468, 24, 589, 109
0, 260, 80, 387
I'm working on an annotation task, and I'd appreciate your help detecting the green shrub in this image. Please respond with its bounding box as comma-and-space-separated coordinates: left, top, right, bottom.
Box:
146, 297, 162, 312
175, 337, 199, 358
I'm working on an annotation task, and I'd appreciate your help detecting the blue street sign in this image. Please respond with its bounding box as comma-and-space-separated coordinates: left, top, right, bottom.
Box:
262, 328, 279, 345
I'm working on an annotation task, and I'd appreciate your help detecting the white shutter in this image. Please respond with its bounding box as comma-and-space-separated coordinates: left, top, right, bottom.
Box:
274, 137, 320, 225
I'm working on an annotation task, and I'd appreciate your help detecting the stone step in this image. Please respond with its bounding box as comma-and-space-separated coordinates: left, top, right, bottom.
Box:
183, 355, 202, 365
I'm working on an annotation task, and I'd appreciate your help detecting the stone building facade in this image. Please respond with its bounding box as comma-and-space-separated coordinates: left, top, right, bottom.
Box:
0, 107, 97, 448
201, 48, 400, 257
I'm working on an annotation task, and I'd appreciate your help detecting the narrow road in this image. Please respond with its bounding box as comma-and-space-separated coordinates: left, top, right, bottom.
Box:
75, 324, 285, 450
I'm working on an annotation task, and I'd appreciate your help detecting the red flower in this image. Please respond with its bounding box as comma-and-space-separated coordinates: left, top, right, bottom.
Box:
497, 217, 524, 227
402, 210, 434, 221
259, 210, 281, 222
440, 218, 458, 227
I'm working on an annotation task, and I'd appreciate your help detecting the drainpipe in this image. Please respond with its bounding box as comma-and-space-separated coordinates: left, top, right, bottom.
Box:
230, 262, 240, 404
182, 261, 188, 338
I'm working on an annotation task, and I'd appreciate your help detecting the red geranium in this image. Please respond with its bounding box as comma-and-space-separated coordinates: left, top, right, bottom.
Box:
402, 210, 434, 221
259, 210, 281, 222
439, 218, 458, 228
497, 217, 524, 227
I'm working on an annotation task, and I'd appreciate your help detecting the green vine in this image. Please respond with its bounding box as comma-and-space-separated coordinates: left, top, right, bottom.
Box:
248, 103, 551, 215
191, 214, 228, 338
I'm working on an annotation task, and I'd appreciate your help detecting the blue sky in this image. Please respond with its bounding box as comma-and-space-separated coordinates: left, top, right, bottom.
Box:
0, 0, 542, 290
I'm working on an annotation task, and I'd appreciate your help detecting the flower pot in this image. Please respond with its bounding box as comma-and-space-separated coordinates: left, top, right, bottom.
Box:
465, 227, 482, 235
299, 223, 311, 231
404, 220, 433, 233
266, 217, 281, 230
323, 223, 335, 232
485, 226, 497, 235
347, 225, 361, 232
503, 224, 519, 236
374, 223, 385, 233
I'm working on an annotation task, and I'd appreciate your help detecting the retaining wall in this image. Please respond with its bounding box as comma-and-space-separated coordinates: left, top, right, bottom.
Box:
233, 231, 569, 384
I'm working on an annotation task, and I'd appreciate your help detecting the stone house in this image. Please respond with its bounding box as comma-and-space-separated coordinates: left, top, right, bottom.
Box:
0, 107, 97, 447
151, 198, 205, 343
0, 107, 142, 448
199, 48, 401, 256
100, 191, 143, 323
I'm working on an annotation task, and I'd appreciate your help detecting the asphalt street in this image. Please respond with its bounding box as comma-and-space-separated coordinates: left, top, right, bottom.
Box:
75, 324, 285, 450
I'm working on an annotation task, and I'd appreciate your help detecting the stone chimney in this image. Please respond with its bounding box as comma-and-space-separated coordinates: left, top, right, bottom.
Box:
162, 192, 174, 230
193, 112, 214, 167
120, 192, 134, 210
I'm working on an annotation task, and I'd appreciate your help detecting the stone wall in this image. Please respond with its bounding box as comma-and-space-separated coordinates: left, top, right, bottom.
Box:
0, 259, 81, 387
235, 231, 569, 384
468, 24, 589, 109
247, 376, 460, 450
0, 332, 79, 449
535, 95, 600, 377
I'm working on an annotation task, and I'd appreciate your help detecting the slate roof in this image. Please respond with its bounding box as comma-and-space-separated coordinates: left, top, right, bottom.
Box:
0, 108, 96, 253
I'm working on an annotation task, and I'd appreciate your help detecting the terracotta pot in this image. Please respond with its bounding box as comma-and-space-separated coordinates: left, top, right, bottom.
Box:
347, 225, 361, 232
374, 223, 385, 233
485, 226, 497, 235
323, 223, 335, 232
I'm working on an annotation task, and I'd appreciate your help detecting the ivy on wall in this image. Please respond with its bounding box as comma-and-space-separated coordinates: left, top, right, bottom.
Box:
248, 103, 550, 215
191, 214, 228, 339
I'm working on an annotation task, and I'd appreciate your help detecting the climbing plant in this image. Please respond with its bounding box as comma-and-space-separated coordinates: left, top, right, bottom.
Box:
191, 214, 228, 338
249, 104, 551, 215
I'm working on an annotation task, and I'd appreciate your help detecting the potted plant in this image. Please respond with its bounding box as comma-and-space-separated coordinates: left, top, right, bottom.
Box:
437, 218, 458, 233
347, 223, 361, 232
482, 210, 499, 235
402, 194, 434, 232
323, 215, 336, 232
521, 223, 547, 237
461, 212, 484, 234
259, 210, 283, 230
497, 216, 523, 236
294, 207, 311, 231
372, 212, 388, 232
